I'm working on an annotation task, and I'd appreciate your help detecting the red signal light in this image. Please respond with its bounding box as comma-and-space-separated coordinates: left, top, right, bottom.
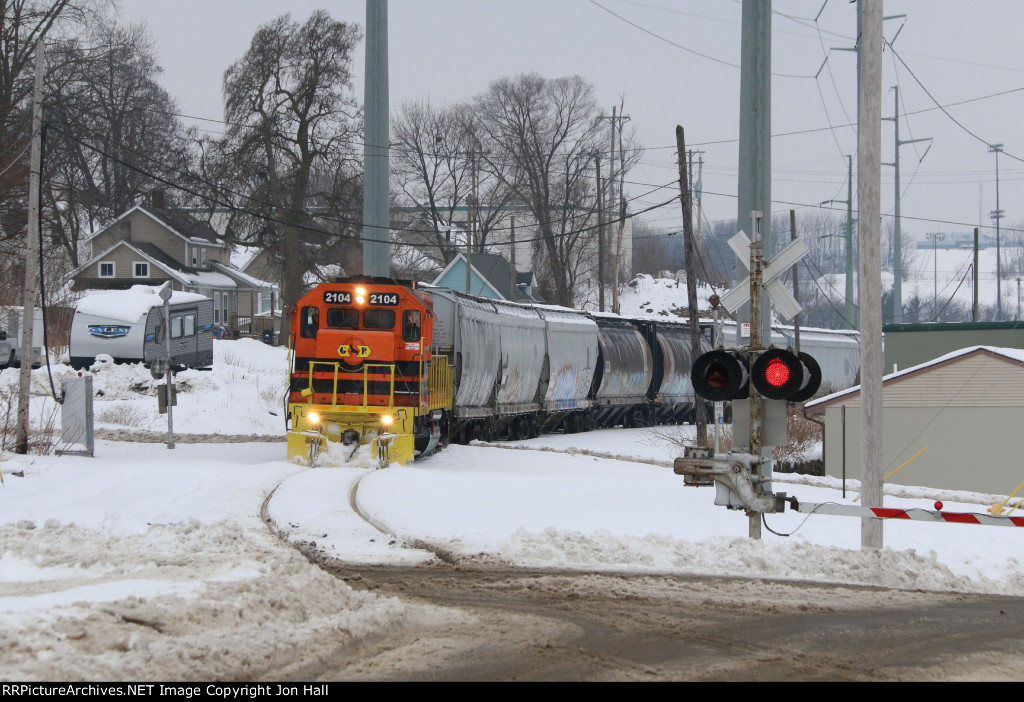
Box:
763, 358, 791, 387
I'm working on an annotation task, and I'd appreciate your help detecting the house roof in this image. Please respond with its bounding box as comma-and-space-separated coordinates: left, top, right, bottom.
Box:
431, 252, 538, 302
73, 240, 245, 291
804, 345, 1024, 414
85, 205, 225, 247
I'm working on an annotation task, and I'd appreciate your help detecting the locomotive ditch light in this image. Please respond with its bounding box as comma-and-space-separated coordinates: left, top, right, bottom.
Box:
307, 411, 321, 424
751, 348, 821, 402
691, 349, 749, 402
380, 414, 394, 426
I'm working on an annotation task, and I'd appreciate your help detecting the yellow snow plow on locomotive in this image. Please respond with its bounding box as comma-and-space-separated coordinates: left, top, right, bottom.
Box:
286, 276, 452, 467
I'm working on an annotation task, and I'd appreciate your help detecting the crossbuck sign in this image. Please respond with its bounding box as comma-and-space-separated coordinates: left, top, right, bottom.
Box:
718, 230, 808, 321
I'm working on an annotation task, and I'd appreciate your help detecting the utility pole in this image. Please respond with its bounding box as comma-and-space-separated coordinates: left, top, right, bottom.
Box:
973, 227, 980, 322
594, 152, 605, 311
882, 85, 931, 323
15, 41, 44, 455
844, 155, 855, 330
510, 216, 516, 300
990, 143, 1005, 317
599, 107, 630, 312
696, 154, 705, 265
821, 155, 856, 330
676, 126, 707, 448
858, 0, 884, 552
686, 149, 705, 280
791, 210, 800, 353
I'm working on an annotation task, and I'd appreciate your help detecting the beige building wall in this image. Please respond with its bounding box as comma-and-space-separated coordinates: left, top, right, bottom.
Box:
84, 248, 167, 281
814, 352, 1024, 496
91, 210, 227, 268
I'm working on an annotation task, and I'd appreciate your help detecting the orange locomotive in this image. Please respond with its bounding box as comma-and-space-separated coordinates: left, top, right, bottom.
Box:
286, 276, 452, 466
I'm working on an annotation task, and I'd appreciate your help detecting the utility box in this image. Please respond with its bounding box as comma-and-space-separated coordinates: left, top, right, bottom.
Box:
157, 383, 177, 414
58, 374, 94, 456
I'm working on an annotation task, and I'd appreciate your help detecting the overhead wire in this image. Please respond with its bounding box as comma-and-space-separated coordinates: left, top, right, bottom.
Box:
48, 120, 683, 250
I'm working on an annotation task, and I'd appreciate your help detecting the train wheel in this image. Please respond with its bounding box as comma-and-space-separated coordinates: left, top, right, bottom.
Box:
517, 416, 531, 440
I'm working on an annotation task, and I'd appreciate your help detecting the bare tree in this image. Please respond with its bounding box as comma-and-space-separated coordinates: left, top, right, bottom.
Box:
42, 21, 190, 267
0, 0, 98, 285
220, 10, 362, 328
392, 99, 516, 269
475, 73, 605, 307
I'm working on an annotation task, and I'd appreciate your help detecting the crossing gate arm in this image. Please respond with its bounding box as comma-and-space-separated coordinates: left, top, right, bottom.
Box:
793, 501, 1024, 528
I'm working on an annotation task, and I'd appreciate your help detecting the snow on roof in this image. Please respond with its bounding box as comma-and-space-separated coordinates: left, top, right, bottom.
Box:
74, 285, 210, 324
214, 262, 276, 289
806, 345, 1024, 408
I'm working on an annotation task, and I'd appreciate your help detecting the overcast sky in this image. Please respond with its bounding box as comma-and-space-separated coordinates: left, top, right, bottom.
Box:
116, 0, 1024, 264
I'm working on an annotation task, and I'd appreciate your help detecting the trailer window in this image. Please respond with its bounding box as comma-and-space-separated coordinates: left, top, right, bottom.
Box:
363, 309, 395, 329
170, 313, 196, 339
300, 306, 319, 338
326, 308, 358, 329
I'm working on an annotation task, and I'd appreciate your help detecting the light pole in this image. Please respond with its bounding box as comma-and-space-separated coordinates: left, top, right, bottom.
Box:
926, 232, 944, 320
990, 143, 1005, 317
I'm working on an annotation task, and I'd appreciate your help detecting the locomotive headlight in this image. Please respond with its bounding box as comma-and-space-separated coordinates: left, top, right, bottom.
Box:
380, 414, 394, 426
307, 411, 321, 424
356, 295, 365, 305
355, 286, 367, 304
355, 286, 366, 296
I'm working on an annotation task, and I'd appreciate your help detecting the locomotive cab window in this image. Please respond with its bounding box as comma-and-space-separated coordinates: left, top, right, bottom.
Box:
300, 306, 319, 338
402, 310, 421, 341
326, 307, 358, 329
363, 309, 395, 329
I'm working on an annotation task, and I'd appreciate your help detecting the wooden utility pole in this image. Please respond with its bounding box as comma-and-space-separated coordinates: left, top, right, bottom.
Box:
15, 41, 44, 455
676, 126, 707, 447
595, 152, 605, 311
791, 210, 801, 353
510, 216, 516, 300
973, 228, 980, 322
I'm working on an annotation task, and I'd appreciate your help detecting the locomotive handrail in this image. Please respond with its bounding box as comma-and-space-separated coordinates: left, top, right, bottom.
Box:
428, 356, 454, 411
302, 360, 397, 409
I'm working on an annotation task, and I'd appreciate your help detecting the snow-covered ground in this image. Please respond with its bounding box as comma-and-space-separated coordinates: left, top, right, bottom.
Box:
3, 275, 1024, 681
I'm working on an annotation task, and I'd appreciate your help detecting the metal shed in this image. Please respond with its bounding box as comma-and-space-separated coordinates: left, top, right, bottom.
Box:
804, 346, 1024, 496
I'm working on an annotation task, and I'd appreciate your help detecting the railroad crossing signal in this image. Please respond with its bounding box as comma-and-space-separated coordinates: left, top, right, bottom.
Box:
691, 347, 821, 404
751, 349, 821, 402
719, 230, 808, 321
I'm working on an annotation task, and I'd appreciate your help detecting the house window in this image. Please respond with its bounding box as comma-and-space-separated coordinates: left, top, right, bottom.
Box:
99, 262, 115, 278
133, 262, 149, 278
258, 291, 273, 314
200, 248, 208, 268
190, 246, 197, 267
213, 292, 221, 323
222, 295, 229, 327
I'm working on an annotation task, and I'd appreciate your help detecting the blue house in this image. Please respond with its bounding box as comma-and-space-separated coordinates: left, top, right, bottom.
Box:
431, 253, 539, 302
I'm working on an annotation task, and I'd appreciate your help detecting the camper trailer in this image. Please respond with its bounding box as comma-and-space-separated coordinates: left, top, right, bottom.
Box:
69, 286, 215, 370
0, 306, 43, 369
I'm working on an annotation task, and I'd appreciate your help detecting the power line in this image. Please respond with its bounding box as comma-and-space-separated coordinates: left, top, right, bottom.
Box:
47, 121, 682, 250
